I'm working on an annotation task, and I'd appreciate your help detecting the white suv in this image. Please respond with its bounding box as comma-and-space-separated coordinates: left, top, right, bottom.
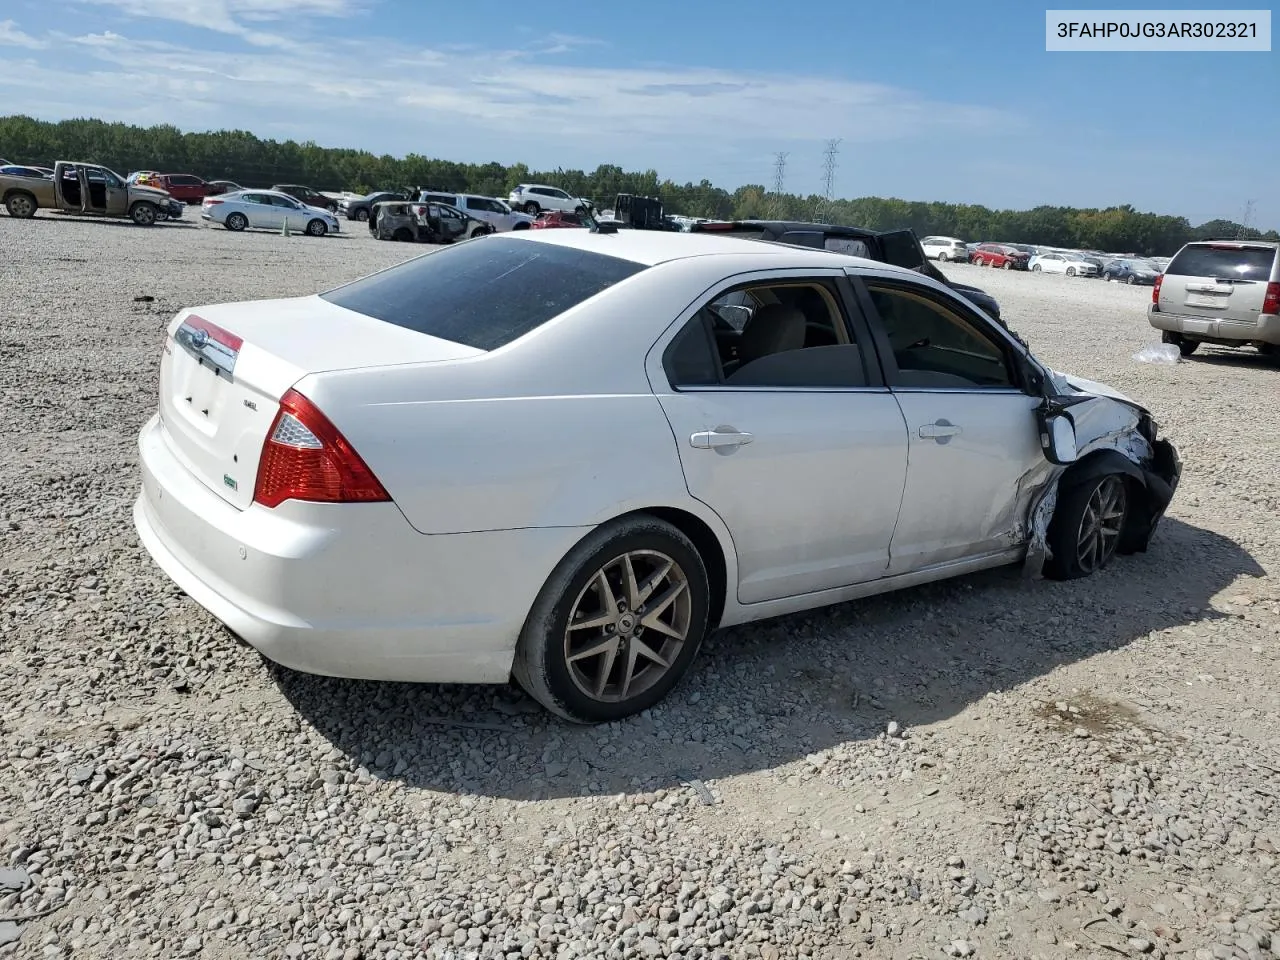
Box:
920, 236, 969, 262
508, 184, 592, 216
418, 192, 534, 232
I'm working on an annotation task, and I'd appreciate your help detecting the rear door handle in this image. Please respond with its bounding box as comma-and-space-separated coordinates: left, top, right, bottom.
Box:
919, 420, 961, 441
691, 430, 754, 449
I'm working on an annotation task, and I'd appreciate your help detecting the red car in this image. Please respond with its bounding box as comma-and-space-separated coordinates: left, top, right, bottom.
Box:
970, 243, 1031, 270
529, 210, 588, 229
147, 173, 214, 205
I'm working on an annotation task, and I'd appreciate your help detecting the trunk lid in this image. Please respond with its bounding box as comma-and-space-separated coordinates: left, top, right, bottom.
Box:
156, 294, 483, 509
1159, 242, 1278, 324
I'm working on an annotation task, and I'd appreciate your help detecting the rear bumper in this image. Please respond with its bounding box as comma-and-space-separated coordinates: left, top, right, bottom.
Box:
133, 414, 587, 683
1147, 306, 1280, 345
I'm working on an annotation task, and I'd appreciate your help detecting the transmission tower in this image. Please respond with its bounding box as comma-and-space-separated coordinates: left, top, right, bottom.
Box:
815, 138, 841, 223
1237, 199, 1256, 237
770, 152, 788, 217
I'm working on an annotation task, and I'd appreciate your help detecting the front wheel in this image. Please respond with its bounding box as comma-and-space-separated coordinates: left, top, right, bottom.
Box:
129, 202, 158, 226
512, 514, 710, 723
306, 218, 327, 237
355, 208, 370, 222
1126, 275, 1136, 285
1032, 264, 1042, 272
1002, 259, 1013, 269
1066, 267, 1076, 276
1046, 474, 1130, 580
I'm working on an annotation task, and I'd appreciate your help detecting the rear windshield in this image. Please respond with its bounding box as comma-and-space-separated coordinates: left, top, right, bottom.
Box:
1166, 244, 1277, 281
320, 237, 646, 350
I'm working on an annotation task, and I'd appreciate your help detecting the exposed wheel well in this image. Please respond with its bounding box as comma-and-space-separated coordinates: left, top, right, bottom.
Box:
636, 507, 728, 631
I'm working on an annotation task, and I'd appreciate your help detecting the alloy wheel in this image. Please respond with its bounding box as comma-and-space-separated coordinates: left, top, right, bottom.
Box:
1075, 475, 1126, 573
562, 550, 691, 703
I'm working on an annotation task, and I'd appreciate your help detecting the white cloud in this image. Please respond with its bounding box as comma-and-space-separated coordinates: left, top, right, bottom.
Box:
0, 19, 47, 49
0, 15, 1020, 195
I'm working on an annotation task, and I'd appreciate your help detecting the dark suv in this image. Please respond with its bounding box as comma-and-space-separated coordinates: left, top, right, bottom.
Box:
690, 220, 1004, 323
271, 184, 338, 213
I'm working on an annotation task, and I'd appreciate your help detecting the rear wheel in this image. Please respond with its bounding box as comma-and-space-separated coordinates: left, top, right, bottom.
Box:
392, 227, 414, 242
1046, 473, 1130, 580
1161, 331, 1199, 356
512, 514, 710, 723
523, 201, 540, 215
5, 192, 37, 218
306, 218, 327, 237
355, 208, 370, 222
1003, 259, 1013, 269
225, 212, 248, 232
1126, 275, 1136, 285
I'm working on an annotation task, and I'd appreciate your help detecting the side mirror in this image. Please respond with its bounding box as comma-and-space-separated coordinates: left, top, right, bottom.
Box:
1038, 409, 1078, 465
717, 304, 754, 327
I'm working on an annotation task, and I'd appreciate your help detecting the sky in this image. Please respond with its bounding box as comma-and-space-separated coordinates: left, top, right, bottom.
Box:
0, 0, 1275, 228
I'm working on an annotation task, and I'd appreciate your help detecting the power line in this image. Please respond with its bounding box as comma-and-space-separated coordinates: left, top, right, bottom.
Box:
815, 138, 841, 223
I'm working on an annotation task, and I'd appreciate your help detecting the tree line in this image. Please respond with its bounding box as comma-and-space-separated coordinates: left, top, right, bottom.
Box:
2, 114, 1274, 255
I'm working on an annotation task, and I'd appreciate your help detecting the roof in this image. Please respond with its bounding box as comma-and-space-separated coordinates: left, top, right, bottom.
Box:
503, 225, 899, 271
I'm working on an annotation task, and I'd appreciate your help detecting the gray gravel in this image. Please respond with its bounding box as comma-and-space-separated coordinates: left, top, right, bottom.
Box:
2, 215, 1278, 959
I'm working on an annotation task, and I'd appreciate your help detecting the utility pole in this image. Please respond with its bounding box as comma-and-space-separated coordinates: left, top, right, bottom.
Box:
815, 138, 841, 223
1237, 199, 1256, 238
771, 152, 788, 217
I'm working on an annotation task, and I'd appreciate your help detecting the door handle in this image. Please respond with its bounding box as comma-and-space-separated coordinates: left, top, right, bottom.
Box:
918, 420, 961, 441
690, 429, 754, 449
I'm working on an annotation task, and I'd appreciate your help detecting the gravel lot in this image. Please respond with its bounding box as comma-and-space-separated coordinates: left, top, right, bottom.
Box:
2, 214, 1278, 960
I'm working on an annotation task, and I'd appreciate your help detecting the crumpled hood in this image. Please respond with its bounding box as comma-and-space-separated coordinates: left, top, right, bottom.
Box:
1049, 370, 1143, 410
133, 186, 174, 202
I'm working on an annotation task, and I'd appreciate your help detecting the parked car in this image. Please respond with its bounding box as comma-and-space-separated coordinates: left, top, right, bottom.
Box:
1029, 252, 1099, 277
133, 230, 1180, 723
415, 191, 534, 232
1102, 258, 1161, 285
340, 191, 404, 222
529, 210, 591, 229
1149, 239, 1280, 357
508, 183, 593, 216
371, 200, 483, 242
143, 173, 214, 205
2, 161, 182, 224
201, 189, 340, 236
971, 243, 1031, 270
690, 220, 1005, 323
207, 180, 243, 196
271, 184, 339, 213
0, 165, 50, 178
920, 236, 969, 262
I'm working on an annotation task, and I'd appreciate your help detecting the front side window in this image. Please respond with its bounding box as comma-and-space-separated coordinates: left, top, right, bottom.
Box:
664, 279, 869, 389
865, 283, 1015, 390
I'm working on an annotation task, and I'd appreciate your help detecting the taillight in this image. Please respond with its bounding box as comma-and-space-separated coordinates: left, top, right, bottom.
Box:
204, 198, 223, 206
1152, 274, 1163, 305
253, 389, 390, 509
1261, 282, 1280, 315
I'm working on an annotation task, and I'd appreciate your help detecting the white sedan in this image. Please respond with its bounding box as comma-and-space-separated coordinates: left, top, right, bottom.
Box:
201, 189, 341, 236
133, 230, 1180, 722
1029, 252, 1098, 277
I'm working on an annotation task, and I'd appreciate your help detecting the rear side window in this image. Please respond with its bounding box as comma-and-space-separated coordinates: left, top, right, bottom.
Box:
321, 237, 646, 351
1166, 244, 1277, 281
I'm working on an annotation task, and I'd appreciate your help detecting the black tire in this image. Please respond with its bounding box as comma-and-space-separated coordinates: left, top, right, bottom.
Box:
512, 514, 710, 723
938, 252, 950, 262
306, 219, 327, 237
129, 202, 158, 226
1126, 275, 1136, 285
523, 201, 539, 215
513, 222, 530, 230
225, 212, 248, 232
1066, 267, 1076, 276
1032, 264, 1042, 272
1161, 331, 1199, 356
1003, 259, 1013, 270
392, 227, 414, 243
4, 192, 38, 218
1045, 473, 1131, 580
355, 208, 369, 222
574, 205, 587, 216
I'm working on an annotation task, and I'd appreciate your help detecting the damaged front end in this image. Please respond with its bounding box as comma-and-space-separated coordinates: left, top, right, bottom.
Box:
1022, 371, 1182, 577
